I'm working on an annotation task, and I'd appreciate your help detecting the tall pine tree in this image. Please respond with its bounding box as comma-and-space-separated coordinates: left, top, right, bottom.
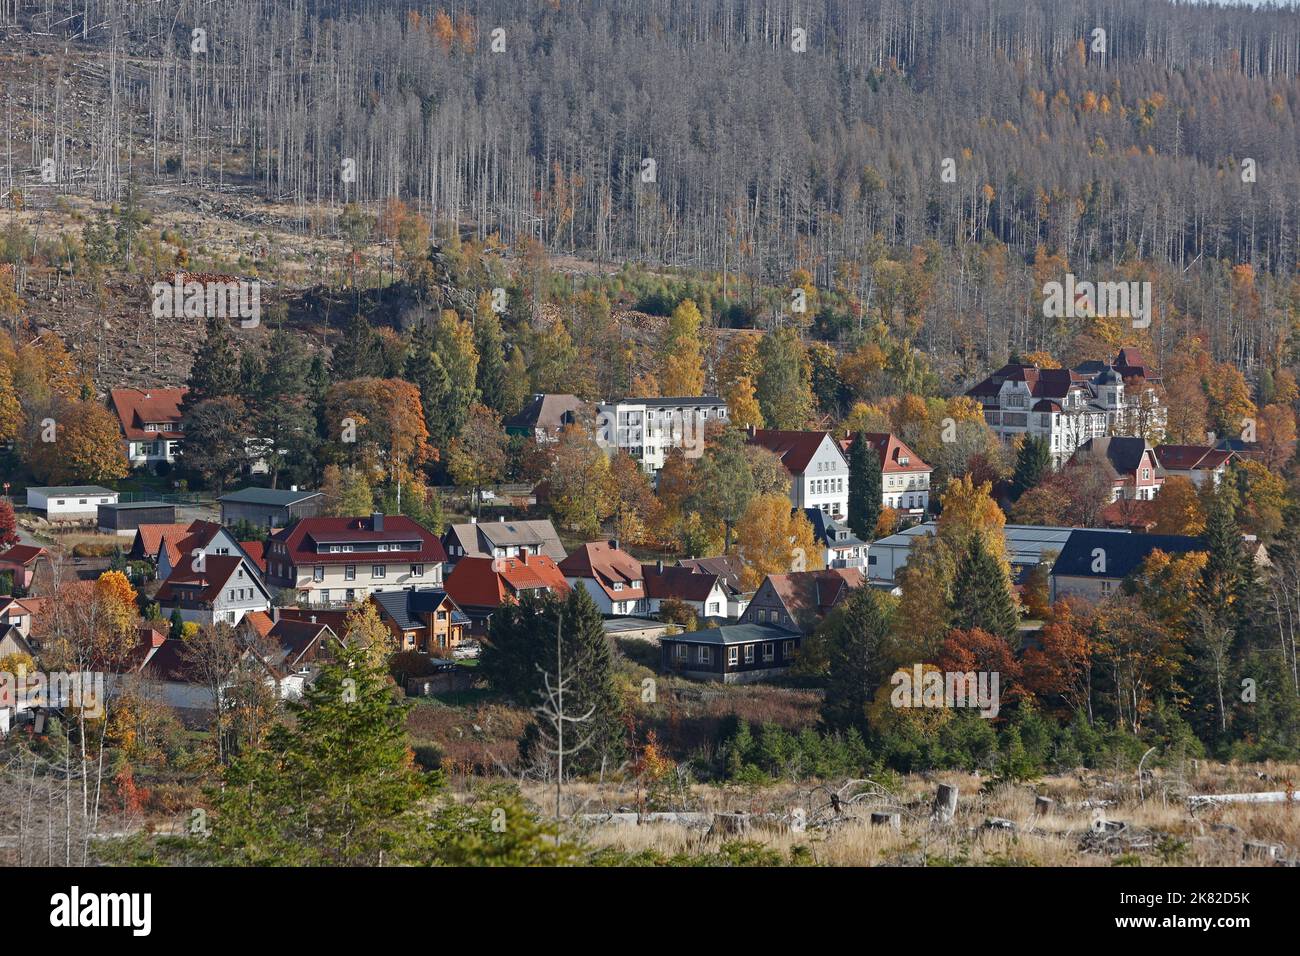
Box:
848, 432, 881, 540
1010, 435, 1052, 501
951, 534, 1018, 639
820, 586, 894, 735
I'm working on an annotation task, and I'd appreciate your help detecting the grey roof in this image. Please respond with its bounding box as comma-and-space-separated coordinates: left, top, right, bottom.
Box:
503, 393, 586, 433
803, 508, 865, 549
663, 622, 794, 646
1074, 436, 1153, 477
445, 518, 567, 562
1052, 530, 1204, 580
371, 589, 465, 631
219, 487, 322, 507
102, 500, 174, 511
28, 485, 115, 497
872, 522, 1132, 568
611, 395, 726, 407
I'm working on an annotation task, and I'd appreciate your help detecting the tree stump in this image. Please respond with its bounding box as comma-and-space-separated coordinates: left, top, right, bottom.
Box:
1035, 796, 1054, 816
870, 811, 901, 830
709, 812, 751, 838
931, 784, 958, 823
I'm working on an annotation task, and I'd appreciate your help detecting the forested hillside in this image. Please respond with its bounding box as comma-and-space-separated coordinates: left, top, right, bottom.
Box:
3, 0, 1300, 375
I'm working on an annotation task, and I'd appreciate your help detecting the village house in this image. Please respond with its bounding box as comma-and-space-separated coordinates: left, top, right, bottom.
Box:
1154, 444, 1236, 488
1074, 436, 1163, 501
0, 596, 45, 659
370, 589, 470, 654
595, 396, 729, 475
503, 393, 588, 442
739, 568, 864, 634
219, 487, 325, 529
442, 516, 567, 566
265, 512, 446, 606
118, 617, 333, 713
559, 540, 647, 615
155, 520, 253, 581
675, 555, 751, 618
128, 523, 199, 564
444, 551, 571, 635
155, 551, 273, 626
25, 486, 118, 521
966, 348, 1165, 465
660, 622, 800, 683
0, 545, 47, 591
747, 428, 850, 518
803, 508, 867, 569
849, 433, 933, 519
641, 560, 732, 621
1050, 529, 1205, 602
109, 387, 187, 469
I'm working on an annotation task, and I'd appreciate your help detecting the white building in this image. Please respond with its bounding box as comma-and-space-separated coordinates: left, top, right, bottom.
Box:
747, 428, 850, 518
595, 396, 728, 474
966, 348, 1165, 466
25, 486, 118, 520
856, 433, 933, 519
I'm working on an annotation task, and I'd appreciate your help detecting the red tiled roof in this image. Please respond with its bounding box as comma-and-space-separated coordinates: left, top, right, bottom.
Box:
132, 524, 194, 561
859, 433, 931, 474
0, 545, 46, 567
1154, 445, 1234, 472
272, 515, 447, 568
242, 609, 274, 640
445, 553, 569, 608
747, 429, 839, 476
760, 568, 864, 621
240, 540, 267, 573
558, 541, 645, 600
109, 387, 187, 440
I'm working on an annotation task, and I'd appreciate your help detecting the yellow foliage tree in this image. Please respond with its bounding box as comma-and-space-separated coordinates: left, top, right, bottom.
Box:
735, 493, 824, 590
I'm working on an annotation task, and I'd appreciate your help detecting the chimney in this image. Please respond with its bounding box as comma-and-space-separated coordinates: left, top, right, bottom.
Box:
310, 615, 316, 624
747, 424, 756, 438
470, 516, 477, 525
272, 605, 280, 624
372, 511, 384, 532
499, 515, 505, 522
656, 560, 664, 573
609, 538, 620, 551
519, 547, 528, 559
290, 484, 298, 492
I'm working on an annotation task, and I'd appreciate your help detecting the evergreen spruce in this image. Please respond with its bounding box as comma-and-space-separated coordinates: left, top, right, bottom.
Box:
820, 587, 894, 736
848, 432, 881, 540
951, 535, 1018, 638
1010, 435, 1052, 500
181, 315, 240, 415
209, 641, 438, 865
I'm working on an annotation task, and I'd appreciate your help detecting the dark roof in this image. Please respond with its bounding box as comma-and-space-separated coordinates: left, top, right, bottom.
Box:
802, 509, 865, 550
102, 500, 174, 511
1051, 530, 1204, 580
370, 588, 464, 630
663, 622, 794, 646
1075, 436, 1153, 477
503, 393, 586, 434
219, 487, 322, 507
642, 564, 722, 602
677, 555, 746, 594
